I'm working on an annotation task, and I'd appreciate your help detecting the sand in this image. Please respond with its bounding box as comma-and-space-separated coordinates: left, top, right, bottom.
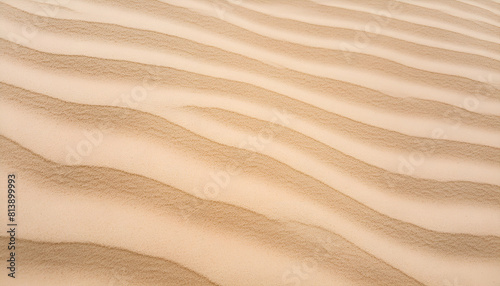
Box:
0, 0, 499, 285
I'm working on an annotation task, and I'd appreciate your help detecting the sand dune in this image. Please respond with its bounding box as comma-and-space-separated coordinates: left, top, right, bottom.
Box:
0, 0, 499, 285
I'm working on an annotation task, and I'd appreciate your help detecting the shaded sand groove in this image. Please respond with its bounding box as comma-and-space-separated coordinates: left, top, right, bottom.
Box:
308, 0, 500, 32
0, 237, 219, 286
3, 0, 500, 112
0, 0, 499, 285
0, 137, 424, 285
1, 83, 500, 235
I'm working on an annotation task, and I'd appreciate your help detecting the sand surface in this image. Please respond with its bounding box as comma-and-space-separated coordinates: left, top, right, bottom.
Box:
0, 0, 499, 285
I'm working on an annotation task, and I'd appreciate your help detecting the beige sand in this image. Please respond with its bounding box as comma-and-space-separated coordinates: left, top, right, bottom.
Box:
0, 0, 499, 285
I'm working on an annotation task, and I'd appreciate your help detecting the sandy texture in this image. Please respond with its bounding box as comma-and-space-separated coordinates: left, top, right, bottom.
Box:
0, 0, 499, 285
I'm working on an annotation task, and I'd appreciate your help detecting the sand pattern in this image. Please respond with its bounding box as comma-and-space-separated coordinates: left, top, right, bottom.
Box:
0, 0, 499, 285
